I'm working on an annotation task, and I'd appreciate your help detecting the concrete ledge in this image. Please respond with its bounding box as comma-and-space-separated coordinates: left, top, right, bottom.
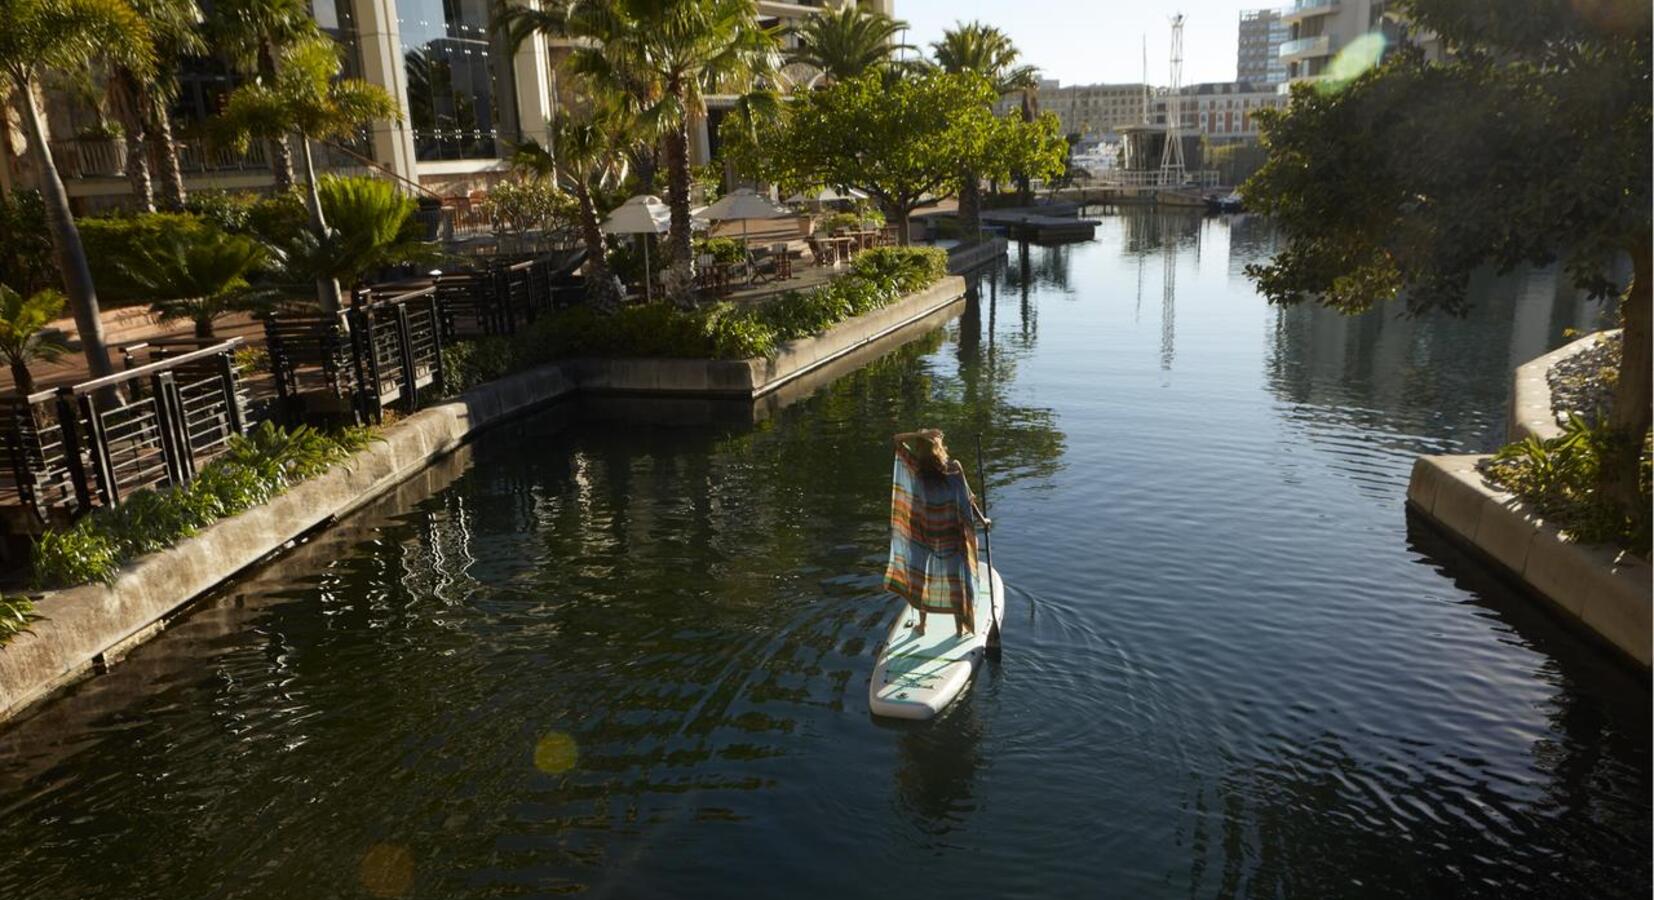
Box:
1407, 454, 1652, 669
0, 278, 964, 725
947, 237, 1009, 273
1508, 329, 1618, 443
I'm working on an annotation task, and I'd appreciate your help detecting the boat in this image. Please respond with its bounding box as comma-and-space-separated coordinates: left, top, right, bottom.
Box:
1205, 191, 1246, 214
868, 560, 1005, 720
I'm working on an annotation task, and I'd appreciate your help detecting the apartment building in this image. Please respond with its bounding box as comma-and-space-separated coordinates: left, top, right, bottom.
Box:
1278, 0, 1440, 88
0, 0, 891, 208
1237, 9, 1287, 87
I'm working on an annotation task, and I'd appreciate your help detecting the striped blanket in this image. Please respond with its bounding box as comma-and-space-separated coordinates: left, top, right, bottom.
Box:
883, 445, 978, 626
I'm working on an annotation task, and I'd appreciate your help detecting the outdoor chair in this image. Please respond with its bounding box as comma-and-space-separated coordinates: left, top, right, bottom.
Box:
806, 236, 836, 267
771, 243, 793, 280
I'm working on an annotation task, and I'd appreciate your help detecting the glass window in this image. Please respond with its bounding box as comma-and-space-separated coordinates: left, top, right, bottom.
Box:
396, 0, 520, 160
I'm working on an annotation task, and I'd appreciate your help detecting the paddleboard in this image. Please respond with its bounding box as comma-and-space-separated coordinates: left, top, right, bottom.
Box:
868, 561, 1004, 721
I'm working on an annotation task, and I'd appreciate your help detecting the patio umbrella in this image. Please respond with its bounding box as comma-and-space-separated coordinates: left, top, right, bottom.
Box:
785, 186, 869, 206
601, 194, 669, 302
701, 188, 791, 250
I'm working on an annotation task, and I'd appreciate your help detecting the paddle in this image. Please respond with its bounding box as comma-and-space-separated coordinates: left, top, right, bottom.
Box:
976, 433, 1001, 655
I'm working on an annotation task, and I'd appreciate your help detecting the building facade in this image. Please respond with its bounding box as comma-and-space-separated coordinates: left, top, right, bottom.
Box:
1278, 0, 1440, 89
1237, 9, 1287, 87
1, 0, 891, 208
997, 80, 1148, 140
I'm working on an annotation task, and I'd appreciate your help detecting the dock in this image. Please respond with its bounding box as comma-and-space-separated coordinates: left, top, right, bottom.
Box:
978, 208, 1101, 242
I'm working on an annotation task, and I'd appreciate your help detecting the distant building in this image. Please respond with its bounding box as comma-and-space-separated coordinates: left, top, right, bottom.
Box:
1237, 9, 1287, 87
1152, 81, 1287, 140
998, 79, 1148, 140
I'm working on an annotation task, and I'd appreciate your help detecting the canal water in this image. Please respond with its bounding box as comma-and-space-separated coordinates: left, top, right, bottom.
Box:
0, 211, 1645, 898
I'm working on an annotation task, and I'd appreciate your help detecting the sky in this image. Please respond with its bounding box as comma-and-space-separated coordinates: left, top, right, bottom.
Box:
895, 0, 1262, 87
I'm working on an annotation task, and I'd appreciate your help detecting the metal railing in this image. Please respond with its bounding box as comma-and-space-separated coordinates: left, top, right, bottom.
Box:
2, 338, 247, 522
1280, 34, 1333, 59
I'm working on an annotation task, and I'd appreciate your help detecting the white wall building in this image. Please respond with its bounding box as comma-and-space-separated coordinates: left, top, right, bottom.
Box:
1278, 0, 1440, 90
1237, 9, 1288, 87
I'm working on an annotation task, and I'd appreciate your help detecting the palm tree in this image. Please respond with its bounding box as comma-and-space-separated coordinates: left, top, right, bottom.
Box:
499, 0, 781, 308
109, 228, 266, 337
207, 0, 319, 190
510, 105, 634, 315
1, 0, 154, 383
106, 0, 204, 212
787, 2, 911, 86
0, 285, 71, 396
215, 36, 401, 312
931, 22, 1038, 240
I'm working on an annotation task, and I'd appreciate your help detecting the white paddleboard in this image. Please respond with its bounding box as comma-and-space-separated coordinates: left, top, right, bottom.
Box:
869, 562, 1004, 720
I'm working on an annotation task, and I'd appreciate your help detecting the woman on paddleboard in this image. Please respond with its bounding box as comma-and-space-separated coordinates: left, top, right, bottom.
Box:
886, 429, 989, 637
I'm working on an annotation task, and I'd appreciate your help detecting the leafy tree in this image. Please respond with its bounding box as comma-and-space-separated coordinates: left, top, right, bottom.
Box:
106, 0, 206, 211
727, 71, 1065, 244
0, 0, 154, 383
215, 36, 402, 311
509, 104, 634, 314
108, 228, 266, 337
786, 1, 911, 86
0, 284, 71, 396
931, 22, 1040, 236
0, 190, 59, 297
1242, 0, 1651, 521
207, 0, 320, 190
498, 0, 780, 307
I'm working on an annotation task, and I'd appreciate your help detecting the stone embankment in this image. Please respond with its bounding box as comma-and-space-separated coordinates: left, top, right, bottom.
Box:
0, 277, 968, 725
1408, 328, 1650, 669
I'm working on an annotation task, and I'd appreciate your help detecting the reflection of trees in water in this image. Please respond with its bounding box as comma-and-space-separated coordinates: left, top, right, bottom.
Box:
1185, 713, 1649, 898
1226, 214, 1281, 277
1263, 264, 1613, 460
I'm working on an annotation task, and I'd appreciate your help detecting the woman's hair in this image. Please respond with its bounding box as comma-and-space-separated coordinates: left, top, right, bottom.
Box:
915, 432, 950, 478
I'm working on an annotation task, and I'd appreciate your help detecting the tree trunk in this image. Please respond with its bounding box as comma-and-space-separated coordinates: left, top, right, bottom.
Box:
111, 69, 155, 212
662, 102, 696, 308
18, 81, 115, 382
298, 134, 343, 313
958, 168, 982, 244
11, 359, 34, 397
150, 102, 188, 212
895, 208, 911, 246
1016, 89, 1035, 205
259, 43, 295, 191
195, 316, 214, 338
575, 182, 618, 315
1603, 236, 1651, 525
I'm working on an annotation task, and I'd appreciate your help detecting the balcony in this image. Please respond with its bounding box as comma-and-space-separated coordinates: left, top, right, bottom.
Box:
1279, 34, 1333, 61
1281, 0, 1340, 24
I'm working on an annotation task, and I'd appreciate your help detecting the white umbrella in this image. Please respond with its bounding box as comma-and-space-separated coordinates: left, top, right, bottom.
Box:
601, 194, 669, 302
702, 188, 791, 250
785, 186, 869, 205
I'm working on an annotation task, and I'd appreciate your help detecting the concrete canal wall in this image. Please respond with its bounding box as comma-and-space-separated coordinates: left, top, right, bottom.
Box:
0, 277, 968, 726
1407, 331, 1651, 669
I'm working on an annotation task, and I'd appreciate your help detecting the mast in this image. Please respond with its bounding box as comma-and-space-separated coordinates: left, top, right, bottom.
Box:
1159, 13, 1187, 186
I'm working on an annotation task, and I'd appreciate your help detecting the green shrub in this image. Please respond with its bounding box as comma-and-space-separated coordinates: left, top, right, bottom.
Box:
0, 189, 58, 296
77, 213, 213, 303
186, 190, 261, 233
0, 595, 42, 647
442, 337, 518, 393
694, 236, 747, 265
31, 423, 376, 589
1483, 415, 1652, 554
850, 246, 947, 293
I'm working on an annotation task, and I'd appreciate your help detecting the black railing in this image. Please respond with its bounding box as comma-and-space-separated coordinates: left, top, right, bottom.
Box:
1, 338, 247, 523
347, 284, 446, 423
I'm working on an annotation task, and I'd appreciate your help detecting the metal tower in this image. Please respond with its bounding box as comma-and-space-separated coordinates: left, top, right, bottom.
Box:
1159, 13, 1187, 186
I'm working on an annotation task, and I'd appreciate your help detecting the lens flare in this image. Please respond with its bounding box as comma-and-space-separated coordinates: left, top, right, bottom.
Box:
534, 731, 579, 774
1317, 33, 1388, 95
359, 843, 415, 898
